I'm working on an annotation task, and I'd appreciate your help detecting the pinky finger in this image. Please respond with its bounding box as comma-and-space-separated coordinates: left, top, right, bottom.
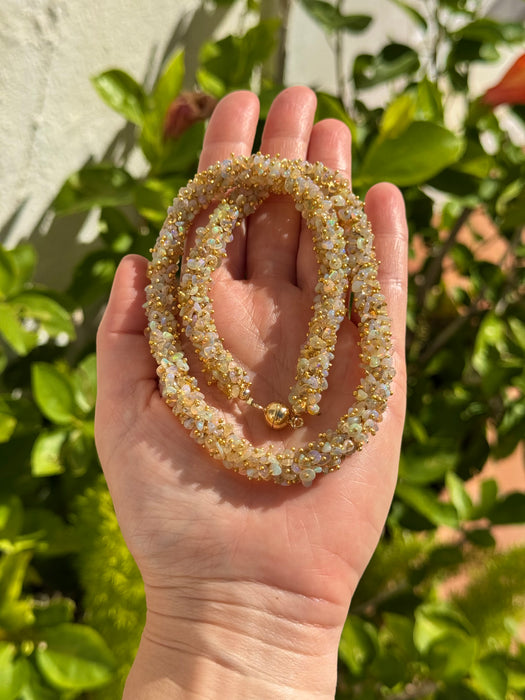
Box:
365, 183, 408, 356
365, 183, 408, 419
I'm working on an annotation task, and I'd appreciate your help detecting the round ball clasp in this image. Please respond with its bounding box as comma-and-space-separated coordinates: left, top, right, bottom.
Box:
264, 402, 290, 430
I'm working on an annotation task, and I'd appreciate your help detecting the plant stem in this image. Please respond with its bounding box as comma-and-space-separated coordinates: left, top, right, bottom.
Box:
334, 0, 349, 109
407, 206, 473, 359
416, 206, 473, 311
260, 0, 291, 86
418, 306, 484, 365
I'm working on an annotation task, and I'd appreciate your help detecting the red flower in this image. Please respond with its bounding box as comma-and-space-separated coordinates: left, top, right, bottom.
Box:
482, 53, 525, 107
163, 92, 217, 140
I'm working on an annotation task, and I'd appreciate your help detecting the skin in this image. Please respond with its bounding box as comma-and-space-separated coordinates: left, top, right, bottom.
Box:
95, 86, 408, 699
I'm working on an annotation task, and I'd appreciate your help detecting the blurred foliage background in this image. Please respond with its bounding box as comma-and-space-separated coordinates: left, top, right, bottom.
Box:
1, 0, 524, 697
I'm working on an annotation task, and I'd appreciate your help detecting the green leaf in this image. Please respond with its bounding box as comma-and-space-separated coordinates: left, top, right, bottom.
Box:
135, 175, 187, 226
0, 248, 16, 299
140, 51, 185, 162
356, 122, 464, 187
53, 164, 134, 215
500, 188, 525, 230
198, 20, 279, 95
414, 604, 475, 663
315, 91, 357, 140
471, 313, 509, 388
195, 68, 225, 100
399, 442, 457, 485
23, 508, 80, 557
16, 657, 60, 700
9, 292, 75, 342
151, 121, 205, 176
300, 1, 372, 33
380, 93, 417, 139
353, 43, 419, 89
416, 77, 444, 122
471, 657, 508, 700
30, 430, 68, 477
0, 397, 41, 442
91, 69, 147, 125
0, 550, 33, 605
0, 494, 23, 540
72, 354, 97, 414
8, 244, 37, 290
446, 472, 473, 520
62, 427, 96, 476
31, 363, 77, 425
396, 482, 459, 528
0, 302, 38, 355
382, 612, 417, 657
0, 642, 24, 700
99, 207, 137, 253
471, 478, 498, 519
33, 598, 75, 627
388, 0, 427, 28
35, 624, 116, 691
453, 18, 525, 45
489, 492, 525, 525
68, 251, 119, 307
339, 615, 378, 677
0, 409, 17, 443
493, 397, 525, 459
427, 630, 477, 680
508, 317, 525, 349
428, 167, 481, 198
0, 598, 35, 633
0, 244, 37, 301
454, 139, 493, 179
151, 51, 185, 125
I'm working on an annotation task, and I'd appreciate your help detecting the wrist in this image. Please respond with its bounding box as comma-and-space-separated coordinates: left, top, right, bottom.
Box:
123, 579, 344, 699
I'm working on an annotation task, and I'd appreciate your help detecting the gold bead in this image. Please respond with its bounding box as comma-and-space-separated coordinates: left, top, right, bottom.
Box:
264, 402, 290, 430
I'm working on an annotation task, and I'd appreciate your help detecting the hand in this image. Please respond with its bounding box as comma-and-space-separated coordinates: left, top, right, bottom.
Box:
95, 86, 408, 699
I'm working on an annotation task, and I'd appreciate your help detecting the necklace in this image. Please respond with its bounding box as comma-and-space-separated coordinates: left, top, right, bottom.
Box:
146, 154, 394, 486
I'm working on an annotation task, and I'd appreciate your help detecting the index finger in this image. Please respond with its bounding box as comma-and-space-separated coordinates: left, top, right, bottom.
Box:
189, 91, 260, 280
198, 90, 260, 170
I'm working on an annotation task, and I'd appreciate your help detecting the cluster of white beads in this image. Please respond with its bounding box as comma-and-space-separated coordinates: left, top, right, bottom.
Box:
145, 154, 394, 486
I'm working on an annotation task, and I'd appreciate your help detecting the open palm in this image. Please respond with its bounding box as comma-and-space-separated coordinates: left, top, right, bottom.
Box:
95, 87, 408, 688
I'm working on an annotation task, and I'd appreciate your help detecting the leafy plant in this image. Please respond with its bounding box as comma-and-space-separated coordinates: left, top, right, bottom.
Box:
1, 0, 524, 697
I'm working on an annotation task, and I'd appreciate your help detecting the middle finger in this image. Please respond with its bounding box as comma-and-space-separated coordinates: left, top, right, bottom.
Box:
245, 86, 317, 285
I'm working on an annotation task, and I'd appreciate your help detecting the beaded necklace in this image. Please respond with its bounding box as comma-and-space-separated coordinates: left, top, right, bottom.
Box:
145, 154, 394, 486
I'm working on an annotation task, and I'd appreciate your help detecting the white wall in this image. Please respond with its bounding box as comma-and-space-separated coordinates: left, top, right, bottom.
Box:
0, 0, 522, 283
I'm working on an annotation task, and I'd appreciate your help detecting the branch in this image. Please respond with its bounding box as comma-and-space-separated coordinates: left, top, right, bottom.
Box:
420, 218, 524, 364
260, 0, 291, 85
418, 306, 484, 365
334, 0, 350, 109
407, 206, 473, 357
416, 206, 473, 311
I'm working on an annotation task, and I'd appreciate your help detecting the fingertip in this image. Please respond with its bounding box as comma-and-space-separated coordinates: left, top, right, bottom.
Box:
259, 85, 317, 156
211, 89, 260, 121
199, 91, 260, 169
365, 183, 407, 230
307, 118, 352, 178
271, 84, 317, 107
